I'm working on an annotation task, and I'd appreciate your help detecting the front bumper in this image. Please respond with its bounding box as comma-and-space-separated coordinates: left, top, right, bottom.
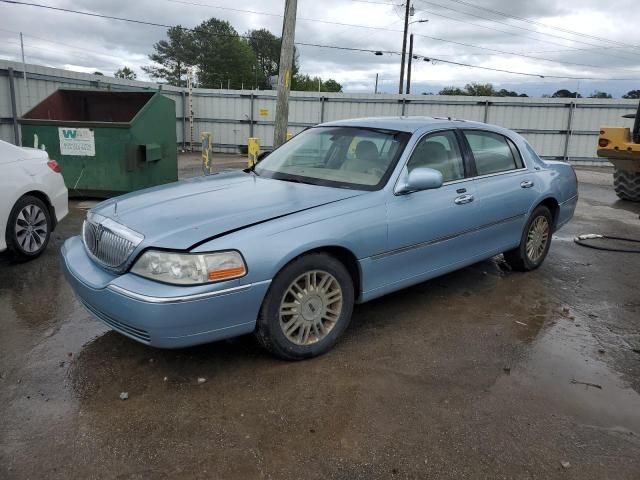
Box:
61, 236, 271, 348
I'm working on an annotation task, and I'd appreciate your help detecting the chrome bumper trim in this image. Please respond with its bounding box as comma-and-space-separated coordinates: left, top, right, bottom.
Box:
107, 284, 252, 304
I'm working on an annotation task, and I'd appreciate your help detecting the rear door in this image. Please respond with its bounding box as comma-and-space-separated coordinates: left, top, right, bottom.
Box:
461, 129, 540, 251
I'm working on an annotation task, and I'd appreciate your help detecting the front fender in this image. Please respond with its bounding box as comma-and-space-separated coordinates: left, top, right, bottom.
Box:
192, 194, 388, 288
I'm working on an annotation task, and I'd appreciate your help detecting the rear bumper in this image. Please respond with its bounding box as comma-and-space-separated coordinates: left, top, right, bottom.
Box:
556, 194, 578, 231
61, 236, 270, 348
50, 184, 68, 230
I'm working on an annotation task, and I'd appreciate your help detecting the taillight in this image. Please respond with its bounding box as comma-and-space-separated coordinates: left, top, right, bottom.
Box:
47, 159, 61, 173
598, 138, 609, 148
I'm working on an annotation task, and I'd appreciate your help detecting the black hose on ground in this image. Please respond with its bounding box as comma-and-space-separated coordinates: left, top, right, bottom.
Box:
574, 234, 640, 253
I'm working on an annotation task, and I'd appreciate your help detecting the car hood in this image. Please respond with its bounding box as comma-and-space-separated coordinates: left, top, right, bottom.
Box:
91, 171, 364, 250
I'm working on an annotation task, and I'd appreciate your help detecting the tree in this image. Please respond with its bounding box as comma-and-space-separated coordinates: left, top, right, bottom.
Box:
115, 66, 137, 80
191, 18, 258, 89
246, 29, 299, 89
497, 88, 528, 98
588, 90, 612, 99
622, 90, 640, 99
438, 83, 526, 97
552, 89, 582, 98
142, 25, 196, 87
438, 86, 466, 95
464, 83, 497, 96
322, 79, 342, 92
246, 29, 279, 89
292, 74, 342, 92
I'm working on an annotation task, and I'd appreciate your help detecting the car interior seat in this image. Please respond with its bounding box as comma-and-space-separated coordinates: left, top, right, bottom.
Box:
342, 140, 380, 173
409, 141, 459, 181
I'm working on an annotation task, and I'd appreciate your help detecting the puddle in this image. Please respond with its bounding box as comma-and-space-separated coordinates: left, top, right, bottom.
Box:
508, 315, 640, 434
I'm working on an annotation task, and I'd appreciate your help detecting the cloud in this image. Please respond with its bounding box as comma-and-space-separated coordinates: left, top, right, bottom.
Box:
0, 0, 639, 97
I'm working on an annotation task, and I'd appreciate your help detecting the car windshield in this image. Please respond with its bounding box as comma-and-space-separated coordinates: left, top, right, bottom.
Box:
254, 126, 410, 190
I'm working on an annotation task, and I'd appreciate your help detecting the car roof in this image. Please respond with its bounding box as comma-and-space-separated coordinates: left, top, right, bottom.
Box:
319, 116, 508, 135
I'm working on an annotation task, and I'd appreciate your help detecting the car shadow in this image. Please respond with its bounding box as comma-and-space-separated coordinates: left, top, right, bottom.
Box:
68, 254, 552, 404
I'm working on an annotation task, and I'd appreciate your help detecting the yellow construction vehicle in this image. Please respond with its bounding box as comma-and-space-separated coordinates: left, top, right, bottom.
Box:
597, 101, 640, 201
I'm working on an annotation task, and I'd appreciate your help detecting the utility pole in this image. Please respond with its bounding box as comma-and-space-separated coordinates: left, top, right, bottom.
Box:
253, 65, 257, 90
406, 34, 414, 95
187, 68, 194, 152
20, 32, 29, 101
273, 0, 298, 149
374, 73, 379, 94
398, 1, 411, 94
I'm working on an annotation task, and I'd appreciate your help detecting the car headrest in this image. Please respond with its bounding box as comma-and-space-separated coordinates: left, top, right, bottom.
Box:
355, 140, 379, 162
420, 142, 448, 164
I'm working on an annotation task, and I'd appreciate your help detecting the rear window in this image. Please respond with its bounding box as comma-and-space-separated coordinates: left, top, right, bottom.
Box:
463, 130, 523, 176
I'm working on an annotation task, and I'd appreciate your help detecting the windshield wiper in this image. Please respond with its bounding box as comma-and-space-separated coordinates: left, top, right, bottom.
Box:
244, 165, 260, 176
277, 177, 316, 185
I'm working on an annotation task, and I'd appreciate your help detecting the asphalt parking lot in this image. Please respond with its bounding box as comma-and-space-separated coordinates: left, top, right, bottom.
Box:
1, 157, 640, 479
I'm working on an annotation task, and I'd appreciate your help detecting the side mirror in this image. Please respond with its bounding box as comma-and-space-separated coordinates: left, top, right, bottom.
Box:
396, 167, 443, 194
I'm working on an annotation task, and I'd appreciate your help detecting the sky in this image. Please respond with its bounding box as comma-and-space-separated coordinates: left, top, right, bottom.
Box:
1, 0, 640, 97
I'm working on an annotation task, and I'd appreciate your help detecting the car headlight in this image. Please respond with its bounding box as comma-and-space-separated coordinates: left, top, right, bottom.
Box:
131, 250, 247, 285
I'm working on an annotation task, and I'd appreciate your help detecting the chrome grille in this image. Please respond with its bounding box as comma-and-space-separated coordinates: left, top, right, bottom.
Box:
82, 213, 143, 271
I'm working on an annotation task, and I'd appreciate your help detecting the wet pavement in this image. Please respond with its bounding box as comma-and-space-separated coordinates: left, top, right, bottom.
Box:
1, 165, 640, 479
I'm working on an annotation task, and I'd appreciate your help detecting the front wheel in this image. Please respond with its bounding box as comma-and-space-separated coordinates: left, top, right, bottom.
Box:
255, 253, 355, 360
503, 206, 552, 271
5, 195, 52, 262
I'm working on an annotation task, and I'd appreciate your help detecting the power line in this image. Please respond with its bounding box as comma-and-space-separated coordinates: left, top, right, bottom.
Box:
413, 2, 640, 62
164, 0, 640, 71
411, 32, 640, 71
356, 0, 640, 62
4, 0, 638, 73
166, 0, 282, 18
0, 28, 145, 63
350, 0, 402, 5
447, 0, 640, 51
415, 0, 640, 58
416, 0, 640, 62
2, 0, 639, 82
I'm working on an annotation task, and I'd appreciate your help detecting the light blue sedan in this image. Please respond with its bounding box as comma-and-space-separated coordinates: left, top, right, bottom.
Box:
62, 117, 578, 359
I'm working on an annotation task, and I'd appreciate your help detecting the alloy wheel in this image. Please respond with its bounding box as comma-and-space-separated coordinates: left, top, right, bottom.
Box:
525, 216, 549, 263
279, 270, 343, 346
15, 204, 48, 253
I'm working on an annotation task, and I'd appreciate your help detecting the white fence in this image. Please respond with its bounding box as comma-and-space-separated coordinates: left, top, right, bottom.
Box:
2, 60, 638, 164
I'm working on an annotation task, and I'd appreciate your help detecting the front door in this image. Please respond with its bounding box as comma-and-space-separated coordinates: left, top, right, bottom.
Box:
369, 130, 483, 294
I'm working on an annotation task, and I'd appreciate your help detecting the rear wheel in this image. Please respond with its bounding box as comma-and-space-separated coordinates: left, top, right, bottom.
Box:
503, 205, 552, 271
5, 195, 52, 262
613, 168, 640, 202
255, 253, 354, 360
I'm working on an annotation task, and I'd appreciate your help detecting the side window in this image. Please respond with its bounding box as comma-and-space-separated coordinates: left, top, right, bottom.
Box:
463, 130, 521, 176
406, 130, 465, 183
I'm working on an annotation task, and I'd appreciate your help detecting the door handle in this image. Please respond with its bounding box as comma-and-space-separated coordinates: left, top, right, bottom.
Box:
454, 194, 474, 205
520, 180, 534, 188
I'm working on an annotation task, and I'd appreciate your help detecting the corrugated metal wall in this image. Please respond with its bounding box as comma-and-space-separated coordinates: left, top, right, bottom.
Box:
2, 60, 637, 164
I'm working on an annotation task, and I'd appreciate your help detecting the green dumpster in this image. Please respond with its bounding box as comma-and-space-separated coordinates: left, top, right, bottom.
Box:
19, 89, 178, 197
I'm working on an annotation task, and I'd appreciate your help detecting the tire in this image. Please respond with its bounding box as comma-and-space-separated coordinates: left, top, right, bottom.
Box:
5, 195, 52, 262
613, 168, 640, 202
503, 205, 552, 272
255, 253, 355, 360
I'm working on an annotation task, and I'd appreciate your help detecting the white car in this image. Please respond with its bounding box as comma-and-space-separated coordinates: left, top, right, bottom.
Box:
0, 139, 68, 261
